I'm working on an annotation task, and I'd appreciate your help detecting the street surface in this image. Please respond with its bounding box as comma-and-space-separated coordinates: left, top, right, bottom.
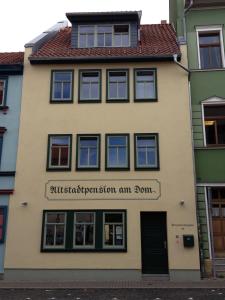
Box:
0, 288, 225, 300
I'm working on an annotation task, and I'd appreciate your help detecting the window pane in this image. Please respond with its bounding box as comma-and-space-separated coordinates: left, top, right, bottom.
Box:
87, 34, 94, 47
89, 148, 97, 166
105, 213, 123, 223
118, 82, 126, 98
114, 35, 121, 46
212, 188, 219, 200
63, 82, 71, 99
108, 148, 117, 166
60, 147, 69, 166
205, 122, 216, 144
52, 136, 69, 146
80, 148, 88, 165
79, 35, 86, 48
98, 26, 112, 33
109, 82, 117, 98
51, 147, 59, 166
80, 26, 94, 34
212, 205, 220, 217
53, 82, 62, 99
54, 72, 71, 81
108, 136, 126, 146
147, 149, 156, 166
45, 225, 54, 246
47, 213, 65, 223
137, 148, 146, 165
220, 189, 225, 199
105, 34, 112, 46
55, 225, 65, 245
118, 147, 127, 165
199, 33, 220, 45
222, 205, 225, 217
217, 119, 225, 144
104, 224, 113, 245
115, 225, 123, 245
85, 225, 94, 245
90, 83, 99, 99
76, 213, 94, 223
136, 82, 145, 99
97, 34, 104, 47
137, 136, 156, 147
75, 224, 84, 245
80, 138, 97, 147
121, 34, 129, 46
211, 47, 222, 68
0, 228, 3, 241
81, 84, 90, 99
114, 25, 129, 33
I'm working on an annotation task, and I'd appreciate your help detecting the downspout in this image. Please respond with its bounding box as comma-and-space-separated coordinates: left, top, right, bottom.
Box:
173, 53, 203, 278
183, 0, 193, 41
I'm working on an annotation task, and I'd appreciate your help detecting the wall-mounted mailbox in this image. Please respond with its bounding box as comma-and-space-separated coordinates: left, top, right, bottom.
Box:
183, 235, 194, 247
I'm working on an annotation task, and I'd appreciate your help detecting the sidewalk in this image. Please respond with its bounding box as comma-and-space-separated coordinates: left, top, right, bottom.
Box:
0, 279, 224, 289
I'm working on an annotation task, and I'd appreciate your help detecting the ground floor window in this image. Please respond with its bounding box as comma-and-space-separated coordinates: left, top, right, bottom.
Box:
42, 210, 126, 252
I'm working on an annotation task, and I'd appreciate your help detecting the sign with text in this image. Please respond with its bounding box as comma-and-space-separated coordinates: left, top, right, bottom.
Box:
45, 179, 161, 201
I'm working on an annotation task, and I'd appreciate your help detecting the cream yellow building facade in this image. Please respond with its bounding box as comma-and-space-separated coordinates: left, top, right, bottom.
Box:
4, 12, 200, 281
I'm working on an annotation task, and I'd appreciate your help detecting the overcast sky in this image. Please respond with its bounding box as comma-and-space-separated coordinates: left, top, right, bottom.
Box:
0, 0, 169, 52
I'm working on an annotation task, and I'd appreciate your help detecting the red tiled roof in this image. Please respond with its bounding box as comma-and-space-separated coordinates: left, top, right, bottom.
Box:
30, 24, 180, 61
0, 52, 24, 64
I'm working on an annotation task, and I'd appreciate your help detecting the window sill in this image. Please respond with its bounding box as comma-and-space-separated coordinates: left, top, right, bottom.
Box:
50, 100, 73, 104
135, 167, 160, 171
46, 168, 71, 172
106, 99, 129, 103
195, 145, 225, 150
191, 68, 225, 72
78, 99, 101, 103
134, 99, 157, 103
41, 248, 127, 253
76, 167, 100, 171
105, 167, 130, 171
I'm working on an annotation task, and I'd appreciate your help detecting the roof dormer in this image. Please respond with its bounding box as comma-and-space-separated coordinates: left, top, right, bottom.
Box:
66, 11, 142, 48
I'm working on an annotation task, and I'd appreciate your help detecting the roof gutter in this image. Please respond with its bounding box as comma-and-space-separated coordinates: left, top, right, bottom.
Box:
29, 54, 181, 64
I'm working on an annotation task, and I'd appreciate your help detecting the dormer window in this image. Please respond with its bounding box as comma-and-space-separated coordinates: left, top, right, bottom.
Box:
114, 25, 129, 47
78, 24, 130, 48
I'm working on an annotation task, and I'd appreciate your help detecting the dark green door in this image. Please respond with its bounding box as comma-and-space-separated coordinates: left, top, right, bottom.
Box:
141, 212, 168, 274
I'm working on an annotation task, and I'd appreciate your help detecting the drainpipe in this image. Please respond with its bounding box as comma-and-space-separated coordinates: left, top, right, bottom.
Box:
173, 52, 205, 278
173, 54, 190, 73
183, 0, 193, 42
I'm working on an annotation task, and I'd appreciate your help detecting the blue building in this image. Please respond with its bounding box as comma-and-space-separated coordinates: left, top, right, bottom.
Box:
0, 52, 23, 276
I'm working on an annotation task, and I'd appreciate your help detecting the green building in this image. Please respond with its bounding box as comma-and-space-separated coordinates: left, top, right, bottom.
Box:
170, 0, 225, 277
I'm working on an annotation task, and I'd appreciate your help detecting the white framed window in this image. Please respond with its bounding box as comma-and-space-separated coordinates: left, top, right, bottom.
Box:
201, 97, 225, 147
51, 71, 73, 102
103, 212, 125, 249
44, 212, 66, 249
47, 135, 72, 170
134, 134, 159, 170
106, 134, 129, 169
107, 70, 129, 101
134, 69, 157, 101
74, 212, 95, 248
196, 26, 225, 69
79, 70, 101, 102
76, 135, 100, 170
78, 24, 130, 48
